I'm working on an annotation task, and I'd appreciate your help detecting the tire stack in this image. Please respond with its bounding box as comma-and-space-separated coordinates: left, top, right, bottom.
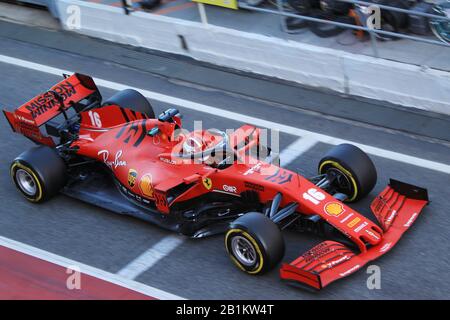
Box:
286, 0, 437, 40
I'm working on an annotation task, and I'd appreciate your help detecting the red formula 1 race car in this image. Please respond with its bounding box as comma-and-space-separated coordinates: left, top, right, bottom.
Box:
3, 74, 429, 290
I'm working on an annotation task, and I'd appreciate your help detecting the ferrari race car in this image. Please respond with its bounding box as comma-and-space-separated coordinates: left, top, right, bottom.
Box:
3, 74, 429, 290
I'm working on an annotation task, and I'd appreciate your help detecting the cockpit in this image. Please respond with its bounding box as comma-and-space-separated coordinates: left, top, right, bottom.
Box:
174, 129, 234, 168
153, 108, 277, 169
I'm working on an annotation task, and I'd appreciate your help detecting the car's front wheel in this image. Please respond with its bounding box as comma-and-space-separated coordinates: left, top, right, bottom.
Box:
225, 212, 285, 275
318, 143, 377, 202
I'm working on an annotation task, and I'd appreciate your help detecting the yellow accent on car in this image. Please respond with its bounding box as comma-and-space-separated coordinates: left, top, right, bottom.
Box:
319, 160, 358, 202
225, 228, 265, 274
324, 202, 345, 217
10, 162, 43, 202
192, 0, 238, 10
202, 177, 212, 190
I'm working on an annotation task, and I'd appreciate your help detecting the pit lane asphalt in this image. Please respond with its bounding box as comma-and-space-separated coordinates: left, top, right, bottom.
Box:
0, 28, 449, 300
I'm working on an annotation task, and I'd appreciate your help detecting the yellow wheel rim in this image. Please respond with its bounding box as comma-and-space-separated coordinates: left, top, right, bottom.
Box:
10, 162, 43, 202
319, 160, 358, 202
225, 228, 265, 275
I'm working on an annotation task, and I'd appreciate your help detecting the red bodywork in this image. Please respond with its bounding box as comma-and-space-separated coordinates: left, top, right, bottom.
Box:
3, 74, 429, 290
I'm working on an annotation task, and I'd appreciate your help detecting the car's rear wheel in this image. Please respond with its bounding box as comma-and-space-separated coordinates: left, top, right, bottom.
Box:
225, 212, 285, 274
10, 146, 67, 203
318, 144, 377, 202
103, 89, 155, 118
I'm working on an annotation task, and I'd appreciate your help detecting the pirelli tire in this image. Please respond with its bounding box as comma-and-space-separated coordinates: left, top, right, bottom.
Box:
225, 212, 285, 275
103, 89, 155, 119
318, 143, 377, 203
373, 0, 409, 40
10, 146, 67, 203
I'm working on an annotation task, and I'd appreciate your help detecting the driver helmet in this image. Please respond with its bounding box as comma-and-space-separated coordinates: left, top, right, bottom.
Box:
181, 130, 226, 161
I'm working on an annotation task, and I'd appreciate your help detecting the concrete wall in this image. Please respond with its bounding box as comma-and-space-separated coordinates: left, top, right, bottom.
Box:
57, 0, 450, 115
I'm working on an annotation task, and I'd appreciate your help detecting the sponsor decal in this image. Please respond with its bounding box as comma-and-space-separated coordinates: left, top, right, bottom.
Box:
118, 181, 152, 206
365, 229, 380, 241
340, 213, 354, 223
339, 265, 361, 277
16, 115, 35, 125
159, 157, 176, 165
243, 163, 262, 176
321, 255, 350, 269
302, 243, 332, 263
385, 210, 397, 225
265, 168, 293, 185
404, 212, 418, 227
98, 149, 127, 169
379, 242, 392, 253
347, 217, 361, 228
354, 221, 368, 233
154, 191, 169, 211
139, 174, 155, 199
223, 185, 237, 193
341, 213, 353, 223
244, 181, 264, 192
128, 169, 138, 188
25, 81, 76, 119
324, 202, 345, 217
202, 177, 212, 190
115, 120, 148, 148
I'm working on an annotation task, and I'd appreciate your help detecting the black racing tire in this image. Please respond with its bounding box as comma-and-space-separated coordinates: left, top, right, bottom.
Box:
373, 0, 409, 40
139, 0, 162, 10
319, 0, 351, 15
318, 144, 377, 203
103, 89, 155, 118
288, 0, 320, 14
225, 212, 285, 275
309, 20, 347, 38
10, 146, 67, 203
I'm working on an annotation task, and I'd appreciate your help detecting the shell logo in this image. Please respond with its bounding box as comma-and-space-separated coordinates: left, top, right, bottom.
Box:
324, 202, 345, 217
139, 174, 154, 199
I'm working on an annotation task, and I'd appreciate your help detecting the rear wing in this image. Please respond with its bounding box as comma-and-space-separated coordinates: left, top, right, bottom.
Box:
3, 73, 101, 146
280, 179, 429, 290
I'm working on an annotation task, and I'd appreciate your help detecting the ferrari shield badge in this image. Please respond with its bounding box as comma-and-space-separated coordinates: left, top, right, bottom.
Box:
202, 177, 212, 190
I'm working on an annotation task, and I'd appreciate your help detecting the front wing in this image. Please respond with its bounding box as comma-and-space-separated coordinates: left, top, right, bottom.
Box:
280, 179, 429, 290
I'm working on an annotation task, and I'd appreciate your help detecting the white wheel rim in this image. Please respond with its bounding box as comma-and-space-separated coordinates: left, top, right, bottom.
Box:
16, 169, 37, 196
231, 235, 257, 267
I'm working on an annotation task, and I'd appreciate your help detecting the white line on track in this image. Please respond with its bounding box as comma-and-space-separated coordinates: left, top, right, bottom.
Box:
0, 54, 449, 175
117, 235, 184, 280
0, 236, 184, 300
279, 136, 318, 167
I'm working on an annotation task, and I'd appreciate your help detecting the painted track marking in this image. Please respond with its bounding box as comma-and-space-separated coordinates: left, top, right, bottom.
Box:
0, 54, 447, 174
280, 136, 318, 167
117, 235, 184, 280
0, 236, 184, 300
